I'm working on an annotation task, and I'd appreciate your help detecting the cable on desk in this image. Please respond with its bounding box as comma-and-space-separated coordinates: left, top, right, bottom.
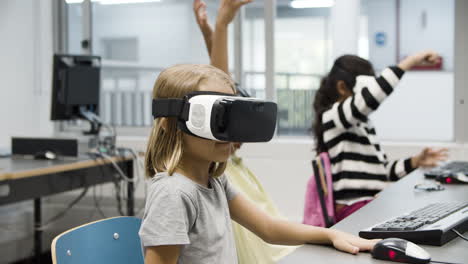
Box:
452, 228, 468, 242
88, 152, 125, 216
36, 187, 89, 231
92, 160, 108, 219
431, 260, 463, 264
112, 177, 125, 216
90, 147, 148, 216
117, 147, 148, 216
91, 150, 131, 203
99, 152, 135, 183
92, 185, 106, 219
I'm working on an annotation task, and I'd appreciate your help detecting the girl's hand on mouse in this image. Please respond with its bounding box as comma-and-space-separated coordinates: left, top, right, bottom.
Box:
412, 148, 449, 168
216, 0, 252, 27
398, 50, 441, 71
329, 230, 380, 254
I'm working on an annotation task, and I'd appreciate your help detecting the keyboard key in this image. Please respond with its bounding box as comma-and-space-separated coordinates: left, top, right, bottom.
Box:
388, 226, 406, 231
404, 223, 424, 230
372, 226, 388, 231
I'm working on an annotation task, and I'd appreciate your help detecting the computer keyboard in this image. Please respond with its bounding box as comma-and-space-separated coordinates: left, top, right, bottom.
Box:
424, 161, 468, 178
359, 202, 468, 246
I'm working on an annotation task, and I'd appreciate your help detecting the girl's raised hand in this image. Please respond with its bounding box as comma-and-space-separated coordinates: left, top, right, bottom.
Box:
398, 50, 441, 70
216, 0, 253, 27
411, 50, 441, 66
193, 0, 212, 34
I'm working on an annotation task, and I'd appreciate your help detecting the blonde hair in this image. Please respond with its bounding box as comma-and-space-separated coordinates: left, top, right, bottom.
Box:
145, 64, 235, 178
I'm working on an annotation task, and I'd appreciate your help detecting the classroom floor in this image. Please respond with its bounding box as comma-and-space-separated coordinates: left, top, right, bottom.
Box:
12, 251, 52, 264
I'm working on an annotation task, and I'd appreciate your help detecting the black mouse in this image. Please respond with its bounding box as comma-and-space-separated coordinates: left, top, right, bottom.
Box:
371, 238, 431, 264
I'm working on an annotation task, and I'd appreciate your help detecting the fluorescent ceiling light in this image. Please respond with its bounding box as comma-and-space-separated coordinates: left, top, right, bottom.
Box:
65, 0, 85, 4
98, 0, 161, 5
290, 0, 335, 9
65, 0, 161, 4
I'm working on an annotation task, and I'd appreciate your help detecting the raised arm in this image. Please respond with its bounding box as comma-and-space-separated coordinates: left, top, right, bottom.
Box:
193, 0, 214, 57
211, 0, 251, 73
229, 193, 378, 254
322, 51, 440, 130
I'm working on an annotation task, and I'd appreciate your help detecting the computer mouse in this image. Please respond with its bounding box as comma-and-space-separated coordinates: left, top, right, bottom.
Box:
371, 238, 431, 264
437, 173, 468, 184
34, 150, 57, 160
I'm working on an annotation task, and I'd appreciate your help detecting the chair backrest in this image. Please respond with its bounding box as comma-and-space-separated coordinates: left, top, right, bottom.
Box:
51, 216, 144, 264
303, 152, 336, 227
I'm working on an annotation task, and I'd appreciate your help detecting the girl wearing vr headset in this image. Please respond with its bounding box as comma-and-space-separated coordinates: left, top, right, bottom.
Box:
140, 65, 378, 264
312, 52, 448, 222
139, 2, 379, 264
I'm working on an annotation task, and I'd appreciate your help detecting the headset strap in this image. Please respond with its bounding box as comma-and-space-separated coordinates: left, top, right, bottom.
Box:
152, 91, 236, 121
152, 98, 190, 121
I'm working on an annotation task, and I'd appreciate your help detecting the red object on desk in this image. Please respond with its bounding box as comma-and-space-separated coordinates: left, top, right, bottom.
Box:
410, 56, 443, 71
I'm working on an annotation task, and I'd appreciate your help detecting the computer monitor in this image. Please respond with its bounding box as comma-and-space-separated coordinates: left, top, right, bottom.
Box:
51, 54, 102, 134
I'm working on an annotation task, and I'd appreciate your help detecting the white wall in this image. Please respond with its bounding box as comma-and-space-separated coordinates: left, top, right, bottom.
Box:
365, 0, 455, 142
0, 0, 53, 149
0, 1, 54, 262
90, 2, 212, 68
366, 0, 397, 70
454, 0, 468, 142
330, 0, 360, 60
372, 72, 454, 141
400, 0, 454, 71
67, 4, 83, 54
367, 0, 454, 71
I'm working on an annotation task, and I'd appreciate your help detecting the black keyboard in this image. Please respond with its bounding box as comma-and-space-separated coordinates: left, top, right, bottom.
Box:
359, 202, 468, 246
425, 161, 468, 178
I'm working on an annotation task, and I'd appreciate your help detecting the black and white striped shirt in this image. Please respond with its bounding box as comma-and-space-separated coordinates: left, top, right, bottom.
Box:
320, 66, 415, 204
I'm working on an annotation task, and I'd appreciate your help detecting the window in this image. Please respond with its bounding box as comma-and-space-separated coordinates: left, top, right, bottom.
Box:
101, 37, 138, 61
275, 4, 331, 135
243, 4, 266, 99
66, 3, 83, 54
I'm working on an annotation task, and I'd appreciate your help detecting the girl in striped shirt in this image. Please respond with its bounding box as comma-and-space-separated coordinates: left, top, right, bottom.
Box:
312, 52, 448, 222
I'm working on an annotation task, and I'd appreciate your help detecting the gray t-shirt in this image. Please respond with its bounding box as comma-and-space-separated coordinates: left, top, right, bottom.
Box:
139, 172, 239, 264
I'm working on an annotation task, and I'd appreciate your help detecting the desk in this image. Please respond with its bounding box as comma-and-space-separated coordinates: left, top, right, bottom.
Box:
0, 155, 135, 264
279, 171, 468, 264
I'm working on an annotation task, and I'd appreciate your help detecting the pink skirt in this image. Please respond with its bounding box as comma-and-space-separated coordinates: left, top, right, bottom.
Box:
335, 199, 373, 223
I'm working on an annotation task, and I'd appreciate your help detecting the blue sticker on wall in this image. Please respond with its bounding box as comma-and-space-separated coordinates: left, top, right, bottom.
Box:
375, 32, 386, 46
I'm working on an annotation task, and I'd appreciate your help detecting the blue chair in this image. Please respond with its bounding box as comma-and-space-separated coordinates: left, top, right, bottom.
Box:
51, 216, 144, 264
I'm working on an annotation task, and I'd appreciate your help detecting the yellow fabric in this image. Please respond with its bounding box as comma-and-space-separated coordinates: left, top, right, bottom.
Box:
225, 155, 297, 264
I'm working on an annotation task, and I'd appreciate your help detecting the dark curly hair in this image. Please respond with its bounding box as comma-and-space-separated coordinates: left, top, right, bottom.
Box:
313, 55, 375, 153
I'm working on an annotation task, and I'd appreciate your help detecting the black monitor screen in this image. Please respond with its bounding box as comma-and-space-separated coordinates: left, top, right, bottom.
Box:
51, 54, 101, 121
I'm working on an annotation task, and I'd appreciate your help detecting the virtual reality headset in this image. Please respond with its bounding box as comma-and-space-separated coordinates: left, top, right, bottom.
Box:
152, 91, 277, 142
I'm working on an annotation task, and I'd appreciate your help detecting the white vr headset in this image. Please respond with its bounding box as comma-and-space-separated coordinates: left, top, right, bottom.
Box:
152, 91, 277, 142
